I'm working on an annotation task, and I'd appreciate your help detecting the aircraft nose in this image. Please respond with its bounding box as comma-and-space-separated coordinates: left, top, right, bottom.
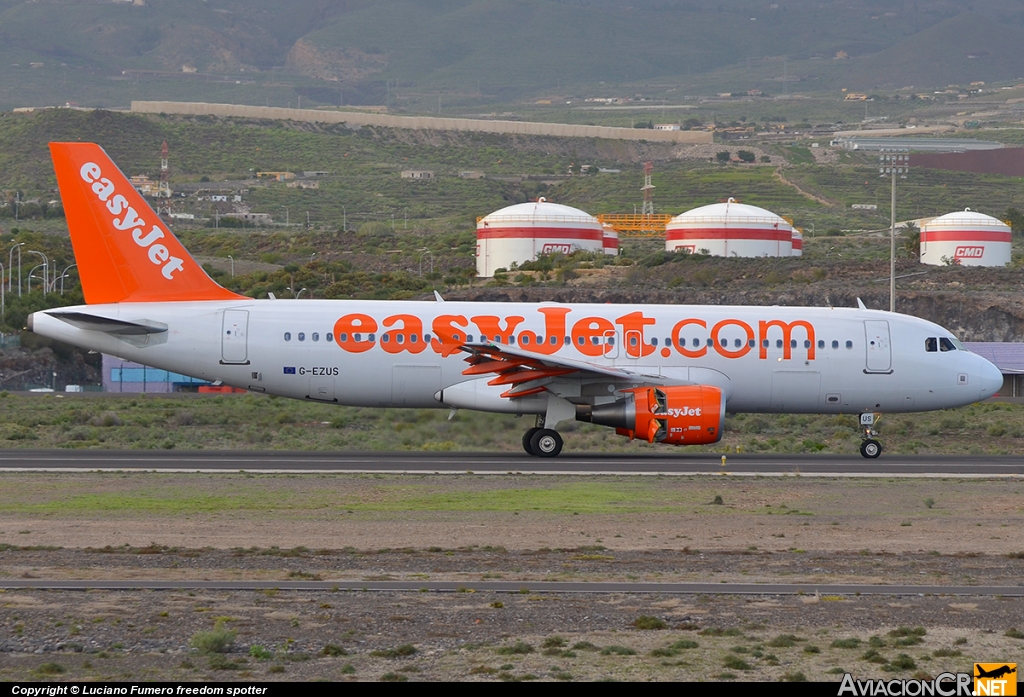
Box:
978, 356, 1003, 400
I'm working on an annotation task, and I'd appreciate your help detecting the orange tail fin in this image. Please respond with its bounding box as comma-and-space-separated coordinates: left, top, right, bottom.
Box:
50, 142, 244, 304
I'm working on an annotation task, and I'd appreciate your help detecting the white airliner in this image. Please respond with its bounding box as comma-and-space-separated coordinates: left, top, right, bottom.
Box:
29, 143, 1003, 458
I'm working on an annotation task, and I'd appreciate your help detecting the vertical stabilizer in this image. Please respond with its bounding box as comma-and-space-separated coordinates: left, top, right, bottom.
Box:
50, 142, 244, 304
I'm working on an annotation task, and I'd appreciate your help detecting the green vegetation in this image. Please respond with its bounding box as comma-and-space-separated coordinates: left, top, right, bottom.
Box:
370, 644, 417, 658
633, 616, 668, 630
190, 623, 236, 654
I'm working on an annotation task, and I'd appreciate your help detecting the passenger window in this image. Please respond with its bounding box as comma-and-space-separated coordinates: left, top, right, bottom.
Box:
522, 335, 531, 345
538, 336, 545, 344
762, 339, 769, 348
466, 335, 474, 342
748, 339, 755, 348
832, 340, 839, 349
846, 340, 853, 349
381, 334, 390, 343
592, 337, 599, 345
564, 336, 571, 345
776, 339, 783, 348
397, 334, 404, 344
578, 336, 585, 345
312, 333, 319, 342
719, 338, 727, 347
423, 334, 431, 343
368, 333, 375, 341
298, 332, 305, 342
804, 340, 811, 349
666, 338, 673, 347
284, 332, 291, 341
651, 338, 658, 347
692, 338, 700, 348
925, 337, 937, 352
410, 334, 418, 343
607, 337, 615, 345
550, 336, 558, 345
939, 338, 956, 352
630, 336, 638, 347
817, 340, 824, 349
326, 333, 333, 342
706, 338, 714, 347
339, 333, 347, 342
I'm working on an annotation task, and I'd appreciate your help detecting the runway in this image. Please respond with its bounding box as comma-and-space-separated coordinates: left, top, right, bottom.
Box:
0, 579, 1021, 595
0, 449, 1022, 476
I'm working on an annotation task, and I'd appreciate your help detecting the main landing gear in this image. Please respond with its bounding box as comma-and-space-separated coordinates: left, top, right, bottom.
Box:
859, 412, 882, 459
522, 423, 564, 458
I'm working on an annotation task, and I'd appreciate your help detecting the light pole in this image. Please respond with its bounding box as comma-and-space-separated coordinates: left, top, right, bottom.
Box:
342, 206, 347, 232
0, 261, 5, 320
26, 264, 44, 293
281, 206, 289, 226
879, 148, 909, 313
9, 242, 23, 296
309, 252, 316, 265
57, 263, 77, 295
227, 255, 234, 277
418, 248, 433, 276
28, 250, 48, 295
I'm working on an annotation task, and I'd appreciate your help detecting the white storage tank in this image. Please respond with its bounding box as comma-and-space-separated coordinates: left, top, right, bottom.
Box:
665, 198, 793, 257
920, 208, 1011, 267
476, 198, 604, 277
602, 223, 619, 256
791, 229, 804, 257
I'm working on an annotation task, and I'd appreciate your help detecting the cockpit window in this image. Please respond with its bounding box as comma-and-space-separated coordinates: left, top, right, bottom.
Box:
925, 337, 937, 352
950, 337, 966, 351
939, 337, 957, 352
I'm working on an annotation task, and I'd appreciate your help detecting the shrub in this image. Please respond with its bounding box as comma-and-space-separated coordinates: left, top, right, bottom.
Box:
371, 644, 417, 658
321, 644, 348, 657
831, 638, 864, 650
34, 662, 65, 675
767, 634, 804, 647
723, 655, 752, 670
601, 645, 636, 656
633, 615, 668, 630
248, 645, 273, 660
495, 641, 533, 655
190, 623, 237, 654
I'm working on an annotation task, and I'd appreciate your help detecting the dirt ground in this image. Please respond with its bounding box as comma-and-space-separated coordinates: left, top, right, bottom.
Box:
1, 473, 1023, 682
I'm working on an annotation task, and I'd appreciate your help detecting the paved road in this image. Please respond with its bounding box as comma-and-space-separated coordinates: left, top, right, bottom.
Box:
0, 579, 1021, 595
0, 450, 1021, 476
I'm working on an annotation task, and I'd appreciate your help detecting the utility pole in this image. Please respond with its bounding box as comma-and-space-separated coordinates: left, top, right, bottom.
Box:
879, 148, 909, 313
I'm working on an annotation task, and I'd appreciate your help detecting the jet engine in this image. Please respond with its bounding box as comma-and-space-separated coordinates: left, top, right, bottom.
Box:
580, 385, 725, 445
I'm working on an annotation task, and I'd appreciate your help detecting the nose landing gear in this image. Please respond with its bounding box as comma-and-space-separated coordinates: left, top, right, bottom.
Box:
859, 412, 882, 458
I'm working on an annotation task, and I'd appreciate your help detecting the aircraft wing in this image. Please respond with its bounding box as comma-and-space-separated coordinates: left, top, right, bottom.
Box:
457, 342, 641, 399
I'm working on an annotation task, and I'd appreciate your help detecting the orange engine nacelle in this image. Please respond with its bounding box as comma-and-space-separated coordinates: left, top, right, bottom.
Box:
588, 385, 725, 445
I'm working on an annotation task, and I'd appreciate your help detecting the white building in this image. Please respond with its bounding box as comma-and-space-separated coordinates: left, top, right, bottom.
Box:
666, 198, 793, 257
920, 209, 1011, 267
476, 199, 604, 277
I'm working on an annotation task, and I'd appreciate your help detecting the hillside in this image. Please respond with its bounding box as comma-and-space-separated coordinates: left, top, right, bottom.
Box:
3, 1, 1024, 111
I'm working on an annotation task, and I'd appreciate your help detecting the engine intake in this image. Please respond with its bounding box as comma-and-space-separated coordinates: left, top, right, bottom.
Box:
584, 385, 725, 445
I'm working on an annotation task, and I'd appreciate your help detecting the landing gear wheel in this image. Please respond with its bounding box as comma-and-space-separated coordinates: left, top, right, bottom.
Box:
860, 439, 882, 459
522, 428, 541, 455
529, 428, 563, 458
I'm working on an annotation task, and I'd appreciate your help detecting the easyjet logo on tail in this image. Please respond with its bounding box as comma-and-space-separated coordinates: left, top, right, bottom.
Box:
79, 162, 185, 280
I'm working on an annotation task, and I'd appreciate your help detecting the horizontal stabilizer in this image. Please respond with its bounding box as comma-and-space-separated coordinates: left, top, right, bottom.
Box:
47, 311, 168, 336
